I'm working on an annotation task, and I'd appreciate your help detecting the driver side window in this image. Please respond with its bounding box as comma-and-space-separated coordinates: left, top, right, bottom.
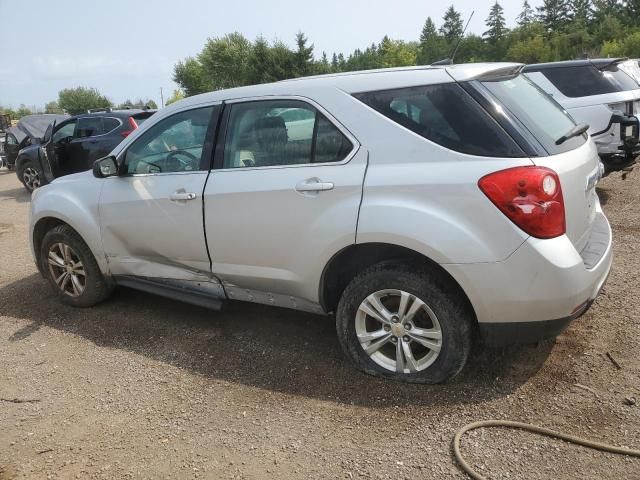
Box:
124, 106, 216, 175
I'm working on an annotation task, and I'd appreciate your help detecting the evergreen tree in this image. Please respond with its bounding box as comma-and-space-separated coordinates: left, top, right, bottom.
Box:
570, 0, 593, 24
484, 2, 508, 42
517, 0, 535, 26
440, 6, 464, 43
418, 17, 446, 64
331, 53, 339, 72
537, 0, 571, 33
294, 32, 314, 77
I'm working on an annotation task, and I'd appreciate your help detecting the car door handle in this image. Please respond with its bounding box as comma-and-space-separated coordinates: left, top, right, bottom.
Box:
295, 179, 335, 192
169, 192, 197, 201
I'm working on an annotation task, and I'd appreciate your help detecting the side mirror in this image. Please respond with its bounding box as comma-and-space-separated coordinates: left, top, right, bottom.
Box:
93, 156, 119, 178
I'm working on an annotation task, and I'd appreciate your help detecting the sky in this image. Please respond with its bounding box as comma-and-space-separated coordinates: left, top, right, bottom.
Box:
0, 0, 542, 109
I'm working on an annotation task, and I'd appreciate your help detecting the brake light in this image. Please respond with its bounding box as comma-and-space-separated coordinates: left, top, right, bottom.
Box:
121, 117, 139, 137
478, 166, 565, 239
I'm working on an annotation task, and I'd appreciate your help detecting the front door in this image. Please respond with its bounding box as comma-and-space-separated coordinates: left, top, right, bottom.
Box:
99, 105, 220, 283
43, 119, 77, 180
4, 133, 20, 166
203, 98, 366, 306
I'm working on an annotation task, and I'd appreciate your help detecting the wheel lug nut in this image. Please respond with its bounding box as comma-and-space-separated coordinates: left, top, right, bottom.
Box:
391, 336, 398, 343
403, 336, 410, 343
404, 323, 411, 330
391, 316, 399, 323
384, 325, 390, 332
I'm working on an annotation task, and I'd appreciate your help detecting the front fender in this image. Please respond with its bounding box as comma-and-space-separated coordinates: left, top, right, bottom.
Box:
30, 175, 108, 274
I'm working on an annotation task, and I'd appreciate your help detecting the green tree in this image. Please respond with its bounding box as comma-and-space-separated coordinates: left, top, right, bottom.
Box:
44, 101, 63, 114
570, 0, 593, 24
165, 89, 185, 106
294, 32, 314, 77
198, 32, 253, 89
622, 31, 640, 56
537, 0, 571, 33
417, 17, 448, 64
58, 87, 111, 115
173, 57, 210, 96
379, 37, 417, 67
507, 35, 552, 63
517, 0, 535, 26
16, 104, 33, 118
484, 2, 508, 43
440, 6, 464, 43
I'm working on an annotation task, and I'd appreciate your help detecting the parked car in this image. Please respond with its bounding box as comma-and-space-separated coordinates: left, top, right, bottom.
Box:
16, 108, 155, 192
2, 114, 69, 170
30, 63, 612, 383
619, 58, 640, 85
523, 58, 640, 173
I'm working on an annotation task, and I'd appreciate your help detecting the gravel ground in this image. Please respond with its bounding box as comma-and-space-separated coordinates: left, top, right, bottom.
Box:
0, 167, 639, 479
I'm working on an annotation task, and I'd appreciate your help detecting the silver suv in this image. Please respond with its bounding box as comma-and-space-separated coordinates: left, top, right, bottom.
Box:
30, 63, 612, 383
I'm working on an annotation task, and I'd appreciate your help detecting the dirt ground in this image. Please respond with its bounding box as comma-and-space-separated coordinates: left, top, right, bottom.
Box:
0, 167, 639, 480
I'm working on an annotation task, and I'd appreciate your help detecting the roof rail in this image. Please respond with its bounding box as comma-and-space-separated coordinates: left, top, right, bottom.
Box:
87, 107, 112, 113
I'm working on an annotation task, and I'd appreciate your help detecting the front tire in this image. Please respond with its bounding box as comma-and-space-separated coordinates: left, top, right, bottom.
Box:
17, 160, 44, 192
40, 224, 113, 307
336, 263, 473, 384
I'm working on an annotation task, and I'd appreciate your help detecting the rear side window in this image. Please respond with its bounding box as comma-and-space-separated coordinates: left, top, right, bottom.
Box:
103, 118, 121, 133
76, 117, 103, 138
540, 65, 638, 97
354, 84, 524, 157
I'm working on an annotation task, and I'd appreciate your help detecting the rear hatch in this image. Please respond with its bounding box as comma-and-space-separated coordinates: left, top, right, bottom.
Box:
475, 71, 600, 251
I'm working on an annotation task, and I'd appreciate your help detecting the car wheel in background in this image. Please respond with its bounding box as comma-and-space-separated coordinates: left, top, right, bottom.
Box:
336, 263, 473, 384
17, 160, 43, 192
40, 224, 114, 307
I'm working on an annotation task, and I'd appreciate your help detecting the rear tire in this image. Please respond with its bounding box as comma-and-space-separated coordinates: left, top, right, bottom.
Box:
336, 263, 473, 384
40, 224, 113, 307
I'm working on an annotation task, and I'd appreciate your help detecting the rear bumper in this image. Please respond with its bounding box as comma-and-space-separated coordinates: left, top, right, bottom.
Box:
443, 208, 612, 345
478, 299, 595, 346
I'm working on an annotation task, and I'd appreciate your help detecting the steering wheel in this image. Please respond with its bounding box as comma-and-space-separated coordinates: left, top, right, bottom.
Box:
166, 150, 198, 171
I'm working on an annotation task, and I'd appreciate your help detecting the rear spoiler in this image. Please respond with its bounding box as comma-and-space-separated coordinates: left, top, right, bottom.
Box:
472, 65, 525, 82
591, 58, 628, 71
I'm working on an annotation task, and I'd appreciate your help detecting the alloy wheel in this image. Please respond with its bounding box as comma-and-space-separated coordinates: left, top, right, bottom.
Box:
47, 242, 86, 297
23, 167, 41, 190
355, 289, 443, 374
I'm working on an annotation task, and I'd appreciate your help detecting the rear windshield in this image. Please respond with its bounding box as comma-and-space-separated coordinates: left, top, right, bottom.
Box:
540, 65, 638, 98
133, 112, 154, 126
481, 74, 586, 155
353, 83, 524, 157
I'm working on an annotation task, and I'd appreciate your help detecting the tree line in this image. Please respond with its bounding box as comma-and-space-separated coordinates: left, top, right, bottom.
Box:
1, 87, 159, 120
173, 0, 640, 96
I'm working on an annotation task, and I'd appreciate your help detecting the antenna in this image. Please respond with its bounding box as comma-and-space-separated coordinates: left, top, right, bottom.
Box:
431, 10, 475, 66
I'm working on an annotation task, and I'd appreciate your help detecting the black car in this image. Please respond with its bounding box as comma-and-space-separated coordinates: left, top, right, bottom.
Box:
15, 108, 155, 191
2, 114, 69, 170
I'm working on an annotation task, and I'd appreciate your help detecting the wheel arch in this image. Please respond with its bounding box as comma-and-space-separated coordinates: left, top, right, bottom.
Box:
319, 242, 477, 322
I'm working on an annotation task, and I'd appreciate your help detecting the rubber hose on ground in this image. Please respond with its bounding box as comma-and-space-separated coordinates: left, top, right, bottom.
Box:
453, 420, 640, 480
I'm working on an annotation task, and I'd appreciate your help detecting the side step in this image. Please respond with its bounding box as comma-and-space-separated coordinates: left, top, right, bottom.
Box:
114, 276, 223, 311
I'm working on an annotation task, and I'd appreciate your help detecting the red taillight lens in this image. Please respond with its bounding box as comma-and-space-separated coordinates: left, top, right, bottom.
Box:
478, 166, 566, 239
121, 117, 139, 137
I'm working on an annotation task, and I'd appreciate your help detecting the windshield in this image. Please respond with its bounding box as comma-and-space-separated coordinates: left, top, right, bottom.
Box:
540, 65, 639, 98
480, 74, 585, 155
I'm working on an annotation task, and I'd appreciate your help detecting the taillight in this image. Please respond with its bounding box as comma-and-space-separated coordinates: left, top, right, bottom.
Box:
478, 166, 565, 239
121, 117, 139, 137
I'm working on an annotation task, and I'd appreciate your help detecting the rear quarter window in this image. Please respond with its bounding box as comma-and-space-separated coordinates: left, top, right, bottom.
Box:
354, 83, 525, 158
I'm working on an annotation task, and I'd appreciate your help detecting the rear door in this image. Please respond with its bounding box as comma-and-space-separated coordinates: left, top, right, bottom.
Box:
43, 118, 77, 179
203, 98, 366, 305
